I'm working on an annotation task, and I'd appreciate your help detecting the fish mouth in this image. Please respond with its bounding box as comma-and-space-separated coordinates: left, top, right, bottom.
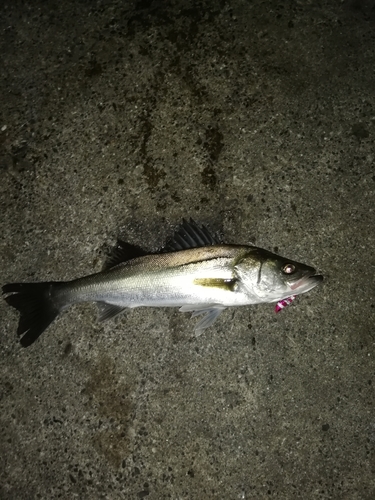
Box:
290, 273, 323, 293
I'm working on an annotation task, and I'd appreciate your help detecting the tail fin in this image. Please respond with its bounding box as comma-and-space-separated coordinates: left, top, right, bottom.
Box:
2, 282, 62, 347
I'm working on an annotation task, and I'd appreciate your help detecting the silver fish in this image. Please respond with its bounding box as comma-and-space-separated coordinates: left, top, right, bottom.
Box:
2, 219, 323, 347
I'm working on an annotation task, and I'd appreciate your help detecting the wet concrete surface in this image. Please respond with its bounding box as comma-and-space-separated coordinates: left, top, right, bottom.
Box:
1, 0, 375, 498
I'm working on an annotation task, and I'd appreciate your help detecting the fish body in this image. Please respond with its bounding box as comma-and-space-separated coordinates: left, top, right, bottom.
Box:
61, 246, 257, 310
3, 219, 323, 347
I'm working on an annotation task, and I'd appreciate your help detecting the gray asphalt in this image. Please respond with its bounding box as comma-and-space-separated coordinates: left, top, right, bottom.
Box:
1, 1, 374, 498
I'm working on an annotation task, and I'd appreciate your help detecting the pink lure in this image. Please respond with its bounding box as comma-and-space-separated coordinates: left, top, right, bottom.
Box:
275, 295, 296, 313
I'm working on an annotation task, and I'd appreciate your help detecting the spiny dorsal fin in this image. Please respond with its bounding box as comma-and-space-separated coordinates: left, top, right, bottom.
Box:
103, 240, 148, 270
164, 218, 219, 252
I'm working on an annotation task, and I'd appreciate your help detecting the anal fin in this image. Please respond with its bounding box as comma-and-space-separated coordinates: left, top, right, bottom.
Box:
97, 303, 127, 322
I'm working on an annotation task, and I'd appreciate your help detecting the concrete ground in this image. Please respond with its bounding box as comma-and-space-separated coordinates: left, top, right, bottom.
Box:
1, 0, 374, 498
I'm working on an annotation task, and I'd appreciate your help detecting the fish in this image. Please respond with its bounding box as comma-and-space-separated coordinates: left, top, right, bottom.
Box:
2, 219, 323, 347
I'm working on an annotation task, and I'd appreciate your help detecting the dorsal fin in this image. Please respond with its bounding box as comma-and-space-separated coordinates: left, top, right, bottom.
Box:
164, 218, 219, 252
103, 240, 148, 270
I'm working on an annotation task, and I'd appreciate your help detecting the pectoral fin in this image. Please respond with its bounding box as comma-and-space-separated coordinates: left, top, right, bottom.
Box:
179, 304, 226, 335
193, 278, 237, 291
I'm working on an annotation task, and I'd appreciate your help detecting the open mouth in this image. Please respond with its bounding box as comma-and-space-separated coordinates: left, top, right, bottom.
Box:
290, 274, 323, 292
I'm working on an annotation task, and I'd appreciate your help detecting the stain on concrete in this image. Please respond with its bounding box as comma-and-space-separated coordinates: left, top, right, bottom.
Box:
201, 163, 217, 190
203, 126, 224, 163
85, 356, 133, 468
143, 162, 166, 191
351, 122, 369, 140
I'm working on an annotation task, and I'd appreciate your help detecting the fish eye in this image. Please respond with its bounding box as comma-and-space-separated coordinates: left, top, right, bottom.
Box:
282, 263, 296, 274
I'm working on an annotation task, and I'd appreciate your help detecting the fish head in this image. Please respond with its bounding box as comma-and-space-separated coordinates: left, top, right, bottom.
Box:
234, 248, 323, 302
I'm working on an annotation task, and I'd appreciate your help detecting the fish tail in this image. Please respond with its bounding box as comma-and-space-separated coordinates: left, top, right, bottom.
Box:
2, 282, 66, 347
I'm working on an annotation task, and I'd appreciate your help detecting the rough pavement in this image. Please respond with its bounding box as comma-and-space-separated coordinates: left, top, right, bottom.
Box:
1, 1, 374, 498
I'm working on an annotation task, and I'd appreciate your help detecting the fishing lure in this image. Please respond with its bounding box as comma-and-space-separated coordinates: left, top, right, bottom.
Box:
275, 295, 296, 313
